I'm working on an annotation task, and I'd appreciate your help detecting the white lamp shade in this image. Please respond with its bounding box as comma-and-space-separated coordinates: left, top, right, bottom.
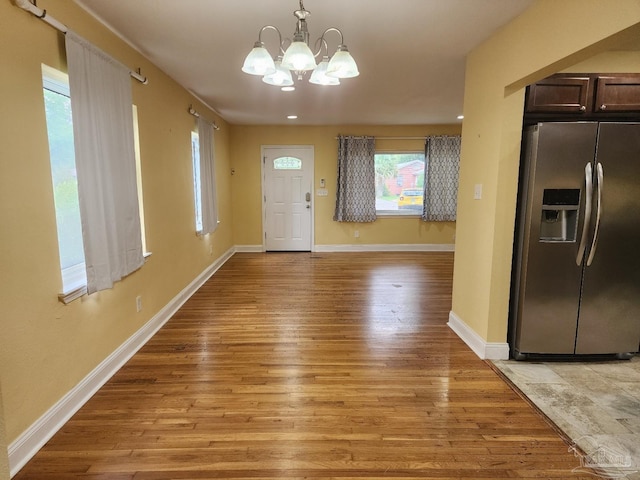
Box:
309, 58, 340, 86
281, 41, 317, 71
326, 48, 359, 79
242, 45, 276, 76
262, 60, 294, 86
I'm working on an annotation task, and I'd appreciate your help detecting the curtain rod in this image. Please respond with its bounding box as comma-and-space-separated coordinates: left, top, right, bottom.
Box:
14, 0, 148, 85
188, 105, 220, 131
335, 136, 427, 140
336, 135, 460, 140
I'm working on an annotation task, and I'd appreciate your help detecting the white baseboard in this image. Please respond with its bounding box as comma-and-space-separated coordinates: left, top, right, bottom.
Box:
8, 246, 235, 477
234, 245, 263, 252
447, 311, 509, 360
314, 243, 455, 252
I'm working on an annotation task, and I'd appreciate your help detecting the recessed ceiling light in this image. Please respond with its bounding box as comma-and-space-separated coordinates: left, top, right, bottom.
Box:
457, 115, 464, 120
281, 86, 295, 92
287, 115, 298, 120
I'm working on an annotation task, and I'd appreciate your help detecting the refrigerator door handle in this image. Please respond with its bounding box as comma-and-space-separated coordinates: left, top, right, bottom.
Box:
586, 162, 604, 266
576, 162, 593, 266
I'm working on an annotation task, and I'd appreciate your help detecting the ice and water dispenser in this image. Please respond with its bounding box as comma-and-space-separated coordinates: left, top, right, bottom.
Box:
539, 189, 580, 242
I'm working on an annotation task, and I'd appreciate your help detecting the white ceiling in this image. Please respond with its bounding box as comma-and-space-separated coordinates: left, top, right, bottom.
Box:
73, 0, 534, 126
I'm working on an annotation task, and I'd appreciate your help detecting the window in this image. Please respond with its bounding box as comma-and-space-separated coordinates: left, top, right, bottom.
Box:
273, 156, 302, 170
192, 118, 218, 235
42, 65, 146, 300
132, 105, 147, 254
191, 130, 203, 233
374, 152, 425, 215
42, 66, 86, 293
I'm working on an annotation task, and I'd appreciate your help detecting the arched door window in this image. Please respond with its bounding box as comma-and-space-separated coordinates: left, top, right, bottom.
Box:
273, 156, 302, 170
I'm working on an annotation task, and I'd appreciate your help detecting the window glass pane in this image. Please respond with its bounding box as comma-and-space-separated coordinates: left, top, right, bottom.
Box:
191, 131, 203, 232
374, 153, 425, 214
274, 156, 302, 170
43, 86, 85, 272
132, 105, 147, 253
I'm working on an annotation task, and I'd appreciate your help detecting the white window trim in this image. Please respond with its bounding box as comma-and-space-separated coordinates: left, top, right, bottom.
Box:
57, 253, 152, 305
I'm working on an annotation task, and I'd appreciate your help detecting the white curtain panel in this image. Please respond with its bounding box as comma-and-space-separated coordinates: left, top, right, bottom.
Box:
422, 135, 461, 222
198, 117, 218, 235
65, 31, 144, 294
333, 136, 377, 223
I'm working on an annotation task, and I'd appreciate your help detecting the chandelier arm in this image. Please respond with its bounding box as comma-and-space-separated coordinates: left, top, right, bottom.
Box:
311, 37, 330, 59
257, 25, 285, 56
317, 27, 346, 53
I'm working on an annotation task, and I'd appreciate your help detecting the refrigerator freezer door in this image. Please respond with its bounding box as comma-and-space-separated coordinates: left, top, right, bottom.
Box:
514, 122, 598, 354
576, 123, 640, 354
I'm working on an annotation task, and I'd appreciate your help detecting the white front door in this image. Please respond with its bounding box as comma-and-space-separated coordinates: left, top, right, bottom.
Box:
263, 146, 313, 251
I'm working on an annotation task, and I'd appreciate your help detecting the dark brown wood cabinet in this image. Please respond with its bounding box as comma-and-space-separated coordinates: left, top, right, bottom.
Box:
595, 76, 640, 112
524, 73, 640, 122
525, 75, 593, 113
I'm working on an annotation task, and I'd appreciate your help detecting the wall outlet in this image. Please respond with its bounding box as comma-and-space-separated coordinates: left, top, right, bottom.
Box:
354, 230, 360, 238
474, 183, 483, 200
136, 295, 142, 312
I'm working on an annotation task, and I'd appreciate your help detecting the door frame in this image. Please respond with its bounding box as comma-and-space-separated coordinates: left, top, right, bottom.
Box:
261, 145, 315, 252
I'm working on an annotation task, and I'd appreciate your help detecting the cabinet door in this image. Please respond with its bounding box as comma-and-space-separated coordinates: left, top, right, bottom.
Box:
595, 76, 640, 112
525, 76, 592, 113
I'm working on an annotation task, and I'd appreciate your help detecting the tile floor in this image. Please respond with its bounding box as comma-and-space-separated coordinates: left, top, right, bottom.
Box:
493, 357, 640, 480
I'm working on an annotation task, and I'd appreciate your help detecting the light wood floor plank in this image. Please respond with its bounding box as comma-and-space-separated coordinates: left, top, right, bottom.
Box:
14, 252, 595, 479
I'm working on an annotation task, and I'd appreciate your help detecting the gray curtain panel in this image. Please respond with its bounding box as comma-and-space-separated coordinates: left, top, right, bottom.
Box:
334, 136, 377, 223
422, 135, 461, 222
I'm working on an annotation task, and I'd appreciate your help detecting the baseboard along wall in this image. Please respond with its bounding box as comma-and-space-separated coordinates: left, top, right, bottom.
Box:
447, 311, 509, 360
8, 246, 235, 477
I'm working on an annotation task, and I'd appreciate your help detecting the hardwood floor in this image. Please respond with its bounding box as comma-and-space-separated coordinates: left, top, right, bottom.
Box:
14, 252, 595, 479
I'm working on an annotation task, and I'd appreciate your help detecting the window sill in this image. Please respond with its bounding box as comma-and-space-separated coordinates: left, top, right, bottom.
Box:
376, 211, 423, 218
58, 252, 152, 305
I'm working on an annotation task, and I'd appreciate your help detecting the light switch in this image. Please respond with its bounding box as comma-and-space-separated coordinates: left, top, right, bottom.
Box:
316, 189, 328, 197
474, 184, 483, 200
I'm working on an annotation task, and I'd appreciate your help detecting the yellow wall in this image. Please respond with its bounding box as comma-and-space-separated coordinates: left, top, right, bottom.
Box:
0, 382, 8, 480
562, 50, 640, 73
0, 0, 232, 446
230, 125, 460, 247
452, 0, 640, 344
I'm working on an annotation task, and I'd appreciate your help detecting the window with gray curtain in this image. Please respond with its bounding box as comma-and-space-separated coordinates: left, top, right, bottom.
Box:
333, 136, 377, 223
197, 117, 219, 235
422, 135, 461, 222
65, 30, 144, 294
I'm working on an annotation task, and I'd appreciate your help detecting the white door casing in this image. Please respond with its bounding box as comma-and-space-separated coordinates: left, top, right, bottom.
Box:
262, 146, 314, 251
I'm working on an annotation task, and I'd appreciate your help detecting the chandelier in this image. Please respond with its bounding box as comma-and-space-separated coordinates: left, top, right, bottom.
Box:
241, 0, 359, 89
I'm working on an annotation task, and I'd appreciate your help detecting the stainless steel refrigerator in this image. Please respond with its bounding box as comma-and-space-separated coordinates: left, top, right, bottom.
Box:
511, 122, 640, 359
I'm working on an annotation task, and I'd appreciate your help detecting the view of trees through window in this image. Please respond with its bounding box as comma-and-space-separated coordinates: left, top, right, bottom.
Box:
374, 152, 425, 213
43, 82, 85, 272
